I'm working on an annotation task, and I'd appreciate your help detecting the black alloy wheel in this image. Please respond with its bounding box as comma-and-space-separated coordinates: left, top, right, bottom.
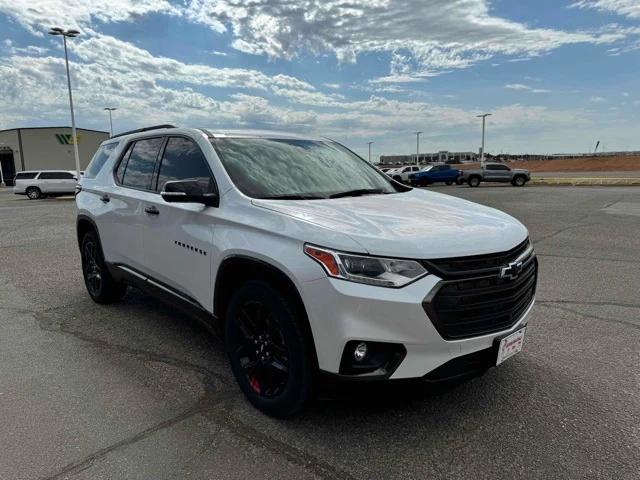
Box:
80, 230, 127, 304
234, 299, 290, 398
226, 280, 314, 417
82, 239, 102, 298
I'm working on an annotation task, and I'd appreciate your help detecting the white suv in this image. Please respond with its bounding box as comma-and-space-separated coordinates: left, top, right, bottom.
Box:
14, 170, 78, 199
76, 126, 537, 417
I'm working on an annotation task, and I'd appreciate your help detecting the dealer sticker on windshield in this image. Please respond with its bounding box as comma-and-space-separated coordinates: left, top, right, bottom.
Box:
496, 327, 526, 366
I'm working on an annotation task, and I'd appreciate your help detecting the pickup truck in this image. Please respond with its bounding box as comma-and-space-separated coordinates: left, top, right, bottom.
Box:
387, 165, 421, 183
460, 162, 531, 187
409, 164, 462, 187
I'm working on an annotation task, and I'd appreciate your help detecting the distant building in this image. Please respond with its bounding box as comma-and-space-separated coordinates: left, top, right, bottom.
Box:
379, 151, 478, 166
0, 126, 108, 184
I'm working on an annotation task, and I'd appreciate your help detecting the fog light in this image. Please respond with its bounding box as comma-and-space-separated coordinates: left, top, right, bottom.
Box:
354, 342, 367, 362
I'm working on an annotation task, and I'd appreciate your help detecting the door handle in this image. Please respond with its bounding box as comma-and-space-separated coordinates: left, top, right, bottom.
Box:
100, 194, 110, 203
144, 205, 160, 216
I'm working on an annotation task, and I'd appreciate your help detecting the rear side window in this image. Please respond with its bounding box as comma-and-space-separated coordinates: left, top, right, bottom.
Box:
120, 137, 164, 190
156, 137, 214, 192
15, 172, 38, 180
39, 171, 75, 179
85, 143, 117, 179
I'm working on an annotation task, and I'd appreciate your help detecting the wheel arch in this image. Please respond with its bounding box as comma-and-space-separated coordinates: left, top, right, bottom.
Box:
76, 214, 101, 251
214, 255, 318, 367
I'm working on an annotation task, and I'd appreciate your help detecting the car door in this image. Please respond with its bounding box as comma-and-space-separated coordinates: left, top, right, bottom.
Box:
494, 164, 512, 182
140, 135, 217, 310
56, 171, 77, 193
483, 164, 500, 181
432, 165, 444, 182
35, 171, 59, 193
99, 136, 165, 272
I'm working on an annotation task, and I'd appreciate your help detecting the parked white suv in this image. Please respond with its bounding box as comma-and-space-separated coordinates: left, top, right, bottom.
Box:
76, 126, 537, 417
14, 170, 78, 199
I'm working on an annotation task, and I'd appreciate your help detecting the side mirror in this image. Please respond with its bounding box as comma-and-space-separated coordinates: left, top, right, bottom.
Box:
161, 179, 219, 207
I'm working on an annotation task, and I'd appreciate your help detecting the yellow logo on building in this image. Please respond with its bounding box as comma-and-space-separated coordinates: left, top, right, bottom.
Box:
55, 134, 81, 145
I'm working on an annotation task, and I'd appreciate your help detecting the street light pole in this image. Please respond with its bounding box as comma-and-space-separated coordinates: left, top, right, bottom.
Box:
0, 157, 5, 187
477, 113, 492, 164
367, 141, 373, 163
414, 132, 423, 165
104, 107, 117, 137
49, 27, 81, 180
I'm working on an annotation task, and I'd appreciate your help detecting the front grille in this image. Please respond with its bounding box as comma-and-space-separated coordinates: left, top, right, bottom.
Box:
423, 238, 531, 279
423, 240, 537, 340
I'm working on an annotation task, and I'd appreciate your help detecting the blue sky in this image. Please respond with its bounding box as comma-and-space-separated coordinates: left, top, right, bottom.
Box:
0, 0, 639, 159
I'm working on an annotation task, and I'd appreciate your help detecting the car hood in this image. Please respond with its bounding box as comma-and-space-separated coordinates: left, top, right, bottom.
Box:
252, 189, 528, 259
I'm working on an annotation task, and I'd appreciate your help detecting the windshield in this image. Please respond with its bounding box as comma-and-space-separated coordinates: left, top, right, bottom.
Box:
211, 138, 400, 199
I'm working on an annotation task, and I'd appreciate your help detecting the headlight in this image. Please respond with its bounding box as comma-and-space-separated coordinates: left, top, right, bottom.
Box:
304, 244, 428, 288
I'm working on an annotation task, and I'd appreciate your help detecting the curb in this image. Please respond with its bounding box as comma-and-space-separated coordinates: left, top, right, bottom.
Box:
530, 177, 640, 186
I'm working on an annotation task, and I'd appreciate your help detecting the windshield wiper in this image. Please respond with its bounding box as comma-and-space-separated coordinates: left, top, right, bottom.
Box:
258, 194, 326, 200
329, 188, 385, 199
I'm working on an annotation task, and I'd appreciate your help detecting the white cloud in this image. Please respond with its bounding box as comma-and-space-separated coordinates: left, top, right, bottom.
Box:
0, 0, 180, 35
590, 96, 606, 102
182, 0, 629, 80
571, 0, 640, 19
505, 84, 551, 93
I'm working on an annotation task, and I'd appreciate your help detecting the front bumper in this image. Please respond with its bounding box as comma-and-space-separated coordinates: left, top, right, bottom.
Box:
300, 274, 534, 380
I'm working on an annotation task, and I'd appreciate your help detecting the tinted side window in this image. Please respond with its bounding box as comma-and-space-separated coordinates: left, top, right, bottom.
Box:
121, 138, 163, 190
85, 143, 117, 179
486, 165, 497, 170
156, 137, 214, 192
496, 165, 510, 171
115, 143, 134, 183
15, 172, 38, 180
39, 171, 74, 179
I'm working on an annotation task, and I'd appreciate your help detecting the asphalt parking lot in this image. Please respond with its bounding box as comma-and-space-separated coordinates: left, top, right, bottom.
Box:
1, 185, 638, 480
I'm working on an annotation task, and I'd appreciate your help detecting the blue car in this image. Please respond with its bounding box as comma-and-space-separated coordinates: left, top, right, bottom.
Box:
409, 164, 462, 187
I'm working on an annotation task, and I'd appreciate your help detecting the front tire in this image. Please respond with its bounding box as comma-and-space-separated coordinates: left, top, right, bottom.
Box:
512, 175, 526, 187
26, 187, 42, 200
225, 280, 314, 417
81, 230, 127, 304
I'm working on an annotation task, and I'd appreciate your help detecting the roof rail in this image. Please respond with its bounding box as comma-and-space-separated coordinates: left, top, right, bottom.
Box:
111, 124, 177, 139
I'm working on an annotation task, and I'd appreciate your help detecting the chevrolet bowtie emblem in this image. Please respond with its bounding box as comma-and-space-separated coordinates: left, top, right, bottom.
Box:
500, 260, 523, 280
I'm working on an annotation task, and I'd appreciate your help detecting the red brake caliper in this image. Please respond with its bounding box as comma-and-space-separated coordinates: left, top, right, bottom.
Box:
249, 375, 260, 393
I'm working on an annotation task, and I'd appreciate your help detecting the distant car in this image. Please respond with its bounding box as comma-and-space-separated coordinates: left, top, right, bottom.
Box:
13, 170, 78, 199
388, 165, 420, 183
409, 164, 462, 187
460, 163, 530, 187
379, 167, 392, 173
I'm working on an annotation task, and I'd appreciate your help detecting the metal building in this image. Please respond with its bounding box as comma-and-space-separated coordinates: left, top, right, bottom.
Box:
0, 127, 108, 185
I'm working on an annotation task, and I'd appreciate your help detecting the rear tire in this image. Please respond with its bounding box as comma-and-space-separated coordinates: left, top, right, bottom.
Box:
468, 176, 481, 187
445, 180, 453, 186
81, 230, 127, 304
456, 177, 464, 185
26, 187, 42, 200
225, 280, 314, 417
